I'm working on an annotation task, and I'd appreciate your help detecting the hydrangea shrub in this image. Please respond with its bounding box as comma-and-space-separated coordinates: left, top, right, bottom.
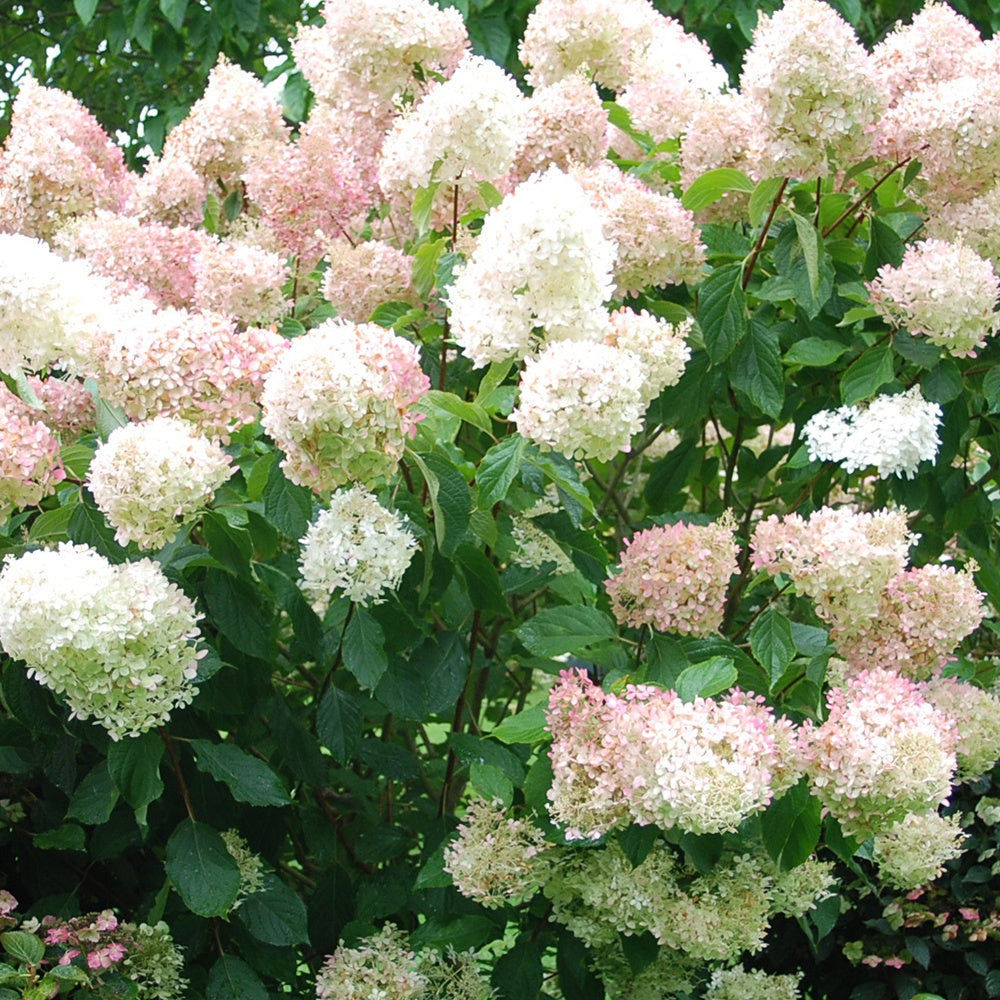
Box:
1, 0, 1000, 998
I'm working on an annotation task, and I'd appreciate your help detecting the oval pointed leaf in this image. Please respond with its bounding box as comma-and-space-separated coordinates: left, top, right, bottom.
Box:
477, 435, 526, 508
206, 955, 268, 1000
190, 740, 291, 807
698, 263, 747, 363
674, 657, 737, 702
235, 873, 309, 946
516, 606, 616, 658
682, 167, 755, 212
165, 819, 240, 917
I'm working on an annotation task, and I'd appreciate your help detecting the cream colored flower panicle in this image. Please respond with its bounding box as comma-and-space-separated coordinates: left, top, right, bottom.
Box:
379, 53, 526, 197
0, 543, 203, 739
87, 417, 234, 550
510, 340, 645, 462
261, 321, 429, 493
298, 487, 417, 612
740, 0, 884, 177
315, 924, 426, 1000
872, 811, 967, 889
448, 167, 615, 366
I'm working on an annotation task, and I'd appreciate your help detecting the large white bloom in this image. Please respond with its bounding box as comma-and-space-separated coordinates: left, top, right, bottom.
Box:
0, 543, 203, 739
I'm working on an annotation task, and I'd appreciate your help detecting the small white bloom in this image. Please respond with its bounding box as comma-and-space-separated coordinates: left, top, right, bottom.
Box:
804, 385, 941, 479
299, 487, 417, 611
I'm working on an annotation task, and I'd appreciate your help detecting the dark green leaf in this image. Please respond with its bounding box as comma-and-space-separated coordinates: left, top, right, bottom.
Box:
34, 823, 85, 851
840, 342, 895, 405
236, 873, 309, 946
749, 608, 796, 689
358, 739, 420, 780
492, 938, 543, 1000
698, 263, 747, 363
165, 819, 241, 917
1, 932, 44, 966
202, 569, 275, 659
557, 931, 604, 1000
477, 435, 526, 508
732, 319, 784, 418
789, 210, 821, 298
206, 955, 268, 1000
342, 607, 388, 690
230, 0, 260, 32
413, 451, 471, 556
412, 237, 447, 298
516, 606, 616, 657
984, 366, 1000, 412
865, 216, 905, 279
107, 732, 164, 827
317, 687, 363, 764
69, 496, 128, 562
67, 765, 119, 825
759, 780, 822, 869
159, 0, 189, 31
374, 631, 467, 719
922, 360, 963, 404
617, 824, 659, 868
261, 461, 312, 538
448, 733, 525, 782
784, 337, 849, 367
674, 657, 737, 701
190, 739, 291, 807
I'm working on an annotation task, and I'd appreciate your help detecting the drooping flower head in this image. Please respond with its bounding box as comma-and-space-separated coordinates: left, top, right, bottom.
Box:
262, 322, 428, 494
868, 239, 1000, 357
0, 543, 203, 738
87, 417, 235, 550
605, 518, 736, 636
298, 487, 417, 611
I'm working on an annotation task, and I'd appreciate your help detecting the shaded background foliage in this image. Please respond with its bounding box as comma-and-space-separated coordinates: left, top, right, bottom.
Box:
2, 0, 998, 167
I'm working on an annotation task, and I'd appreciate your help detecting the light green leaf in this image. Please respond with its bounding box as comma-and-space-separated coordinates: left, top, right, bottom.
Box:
783, 338, 849, 367
477, 435, 526, 508
732, 319, 784, 417
516, 606, 616, 658
674, 657, 737, 702
682, 168, 754, 212
1, 932, 44, 966
789, 210, 821, 298
73, 0, 99, 24
840, 342, 895, 405
490, 704, 549, 745
749, 608, 796, 689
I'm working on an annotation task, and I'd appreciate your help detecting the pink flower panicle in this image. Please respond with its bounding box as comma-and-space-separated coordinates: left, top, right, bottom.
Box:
750, 506, 913, 627
0, 384, 66, 513
605, 519, 736, 636
868, 239, 1000, 358
85, 307, 287, 443
323, 240, 417, 322
831, 563, 986, 680
510, 74, 609, 185
573, 163, 706, 296
0, 78, 130, 238
800, 668, 957, 838
871, 2, 983, 107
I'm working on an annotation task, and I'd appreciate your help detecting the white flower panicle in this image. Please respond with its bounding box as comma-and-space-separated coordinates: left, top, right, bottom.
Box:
0, 543, 203, 739
447, 167, 615, 367
804, 386, 942, 479
315, 924, 426, 1000
510, 340, 645, 462
87, 417, 234, 550
379, 54, 526, 196
298, 487, 417, 612
604, 308, 691, 403
705, 966, 802, 1000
